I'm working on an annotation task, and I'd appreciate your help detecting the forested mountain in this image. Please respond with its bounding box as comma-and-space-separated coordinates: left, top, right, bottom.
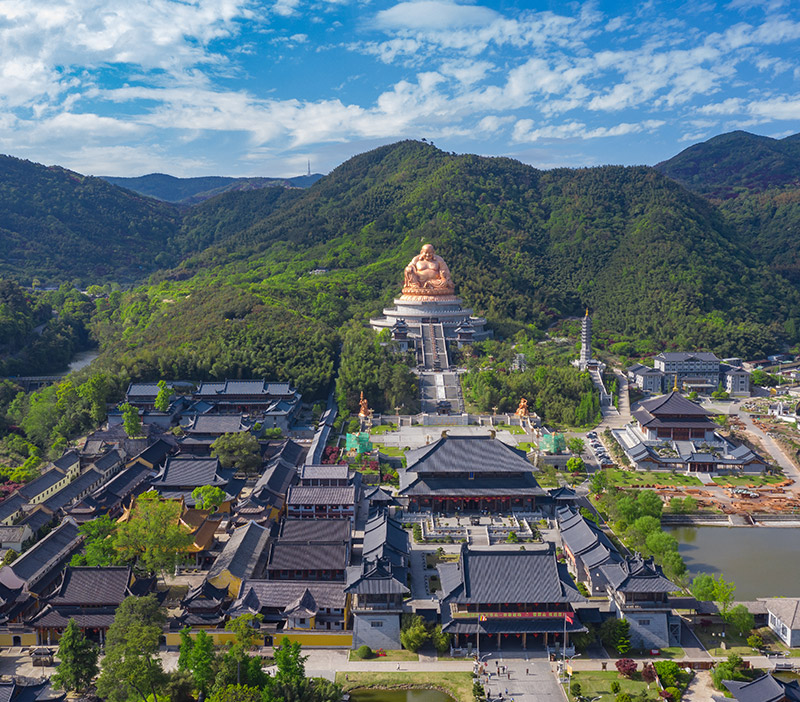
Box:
655, 131, 800, 199
0, 155, 180, 285
103, 140, 799, 364
101, 172, 323, 204
656, 130, 800, 287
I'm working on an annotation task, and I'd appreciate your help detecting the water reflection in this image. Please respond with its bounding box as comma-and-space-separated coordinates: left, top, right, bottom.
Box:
666, 526, 800, 599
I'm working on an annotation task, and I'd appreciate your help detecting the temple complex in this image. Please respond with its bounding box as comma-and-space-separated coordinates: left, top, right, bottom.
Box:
369, 244, 490, 369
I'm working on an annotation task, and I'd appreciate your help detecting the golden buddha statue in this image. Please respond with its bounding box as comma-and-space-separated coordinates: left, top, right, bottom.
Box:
401, 244, 455, 298
358, 391, 370, 418
515, 397, 529, 417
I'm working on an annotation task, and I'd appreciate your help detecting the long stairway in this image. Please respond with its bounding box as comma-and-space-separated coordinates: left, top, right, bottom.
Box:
420, 322, 449, 371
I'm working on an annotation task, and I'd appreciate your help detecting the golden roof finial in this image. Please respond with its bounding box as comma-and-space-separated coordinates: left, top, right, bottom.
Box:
585, 308, 589, 317
673, 374, 679, 392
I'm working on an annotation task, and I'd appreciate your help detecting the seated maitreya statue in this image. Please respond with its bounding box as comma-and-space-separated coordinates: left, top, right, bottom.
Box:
402, 244, 455, 296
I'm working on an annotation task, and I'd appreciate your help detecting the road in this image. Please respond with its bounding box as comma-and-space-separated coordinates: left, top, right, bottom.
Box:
737, 408, 800, 481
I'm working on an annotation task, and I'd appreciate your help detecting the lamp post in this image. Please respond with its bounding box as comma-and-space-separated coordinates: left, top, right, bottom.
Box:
567, 653, 581, 697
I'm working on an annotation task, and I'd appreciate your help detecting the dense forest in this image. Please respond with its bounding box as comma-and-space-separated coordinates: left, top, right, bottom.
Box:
0, 280, 96, 376
0, 156, 183, 285
657, 131, 800, 288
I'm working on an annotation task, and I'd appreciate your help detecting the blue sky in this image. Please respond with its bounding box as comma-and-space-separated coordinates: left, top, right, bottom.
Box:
1, 0, 798, 177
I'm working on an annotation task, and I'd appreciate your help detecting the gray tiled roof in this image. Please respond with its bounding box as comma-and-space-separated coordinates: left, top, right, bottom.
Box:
279, 519, 351, 543
438, 545, 585, 605
300, 464, 351, 481
152, 457, 227, 488
208, 521, 270, 582
599, 555, 677, 593
723, 674, 800, 702
126, 382, 163, 398
286, 485, 356, 506
761, 598, 800, 629
0, 519, 82, 589
268, 542, 348, 572
656, 352, 719, 362
42, 468, 104, 512
399, 476, 545, 497
186, 415, 249, 434
0, 526, 29, 543
50, 566, 132, 606
0, 495, 26, 522
230, 579, 346, 614
638, 391, 713, 417
17, 470, 66, 500
345, 557, 409, 595
93, 449, 123, 474
52, 450, 80, 471
405, 436, 532, 474
362, 512, 408, 565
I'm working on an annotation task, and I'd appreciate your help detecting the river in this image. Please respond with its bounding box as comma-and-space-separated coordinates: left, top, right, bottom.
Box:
59, 349, 100, 375
666, 526, 800, 599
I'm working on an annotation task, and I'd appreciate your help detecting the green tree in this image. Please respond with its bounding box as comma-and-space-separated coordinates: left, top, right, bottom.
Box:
121, 402, 142, 439
178, 627, 194, 671
726, 605, 755, 637
567, 437, 585, 455
591, 469, 609, 494
113, 492, 193, 580
70, 514, 119, 567
566, 456, 585, 473
225, 613, 264, 656
691, 574, 736, 619
209, 685, 262, 702
189, 630, 216, 695
191, 485, 226, 512
96, 595, 167, 702
211, 433, 262, 474
399, 614, 429, 652
430, 624, 451, 653
636, 490, 663, 519
154, 380, 171, 413
52, 619, 99, 692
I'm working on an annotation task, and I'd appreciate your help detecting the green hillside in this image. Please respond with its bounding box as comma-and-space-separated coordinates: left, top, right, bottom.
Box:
655, 130, 800, 199
656, 130, 800, 286
102, 172, 322, 204
104, 140, 798, 363
0, 155, 181, 285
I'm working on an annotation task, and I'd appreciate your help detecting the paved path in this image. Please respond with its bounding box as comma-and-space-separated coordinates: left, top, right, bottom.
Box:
738, 410, 800, 480
479, 653, 564, 702
680, 620, 713, 661
682, 670, 716, 702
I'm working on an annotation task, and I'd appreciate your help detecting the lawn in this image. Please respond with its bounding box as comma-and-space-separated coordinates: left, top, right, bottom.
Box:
495, 423, 526, 435
348, 649, 419, 662
566, 671, 651, 702
376, 446, 406, 457
335, 671, 473, 702
605, 468, 703, 487
693, 623, 752, 657
517, 441, 537, 452
711, 474, 784, 486
370, 424, 398, 435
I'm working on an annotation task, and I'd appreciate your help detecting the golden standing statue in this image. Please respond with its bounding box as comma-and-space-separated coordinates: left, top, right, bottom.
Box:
515, 397, 529, 417
401, 244, 455, 298
358, 391, 370, 418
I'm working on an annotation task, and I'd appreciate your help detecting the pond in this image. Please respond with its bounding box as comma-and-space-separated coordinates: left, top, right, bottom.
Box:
665, 526, 800, 599
348, 690, 455, 702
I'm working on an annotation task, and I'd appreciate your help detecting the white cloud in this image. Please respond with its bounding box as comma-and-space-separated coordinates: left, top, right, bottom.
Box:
512, 119, 665, 143
374, 1, 498, 31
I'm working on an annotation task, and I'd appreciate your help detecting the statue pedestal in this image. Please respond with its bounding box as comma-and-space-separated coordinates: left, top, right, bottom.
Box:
370, 296, 490, 342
